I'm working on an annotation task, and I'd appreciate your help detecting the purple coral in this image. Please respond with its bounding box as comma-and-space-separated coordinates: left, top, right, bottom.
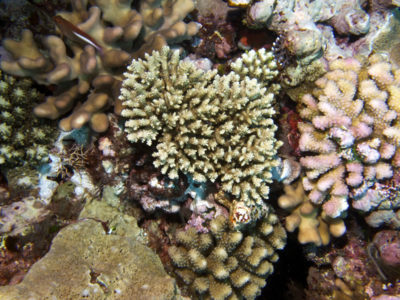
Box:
297, 55, 400, 223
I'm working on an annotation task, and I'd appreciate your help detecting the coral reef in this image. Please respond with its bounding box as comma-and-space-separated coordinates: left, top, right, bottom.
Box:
297, 54, 400, 225
363, 168, 400, 228
305, 224, 400, 299
231, 0, 400, 87
120, 47, 282, 209
168, 212, 286, 299
194, 0, 243, 60
128, 163, 188, 213
0, 71, 57, 166
194, 14, 237, 60
4, 0, 400, 298
0, 0, 199, 132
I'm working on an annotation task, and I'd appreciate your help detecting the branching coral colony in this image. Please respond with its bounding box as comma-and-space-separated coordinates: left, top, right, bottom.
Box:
120, 47, 282, 211
297, 54, 400, 229
168, 213, 286, 300
119, 47, 288, 298
0, 0, 199, 132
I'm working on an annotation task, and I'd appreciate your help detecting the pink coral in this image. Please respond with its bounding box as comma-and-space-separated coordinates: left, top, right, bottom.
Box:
297, 55, 400, 222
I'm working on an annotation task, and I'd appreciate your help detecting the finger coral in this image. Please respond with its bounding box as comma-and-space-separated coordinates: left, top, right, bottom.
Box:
168, 212, 286, 299
278, 181, 346, 246
0, 0, 199, 132
297, 54, 400, 225
0, 71, 57, 167
119, 47, 282, 209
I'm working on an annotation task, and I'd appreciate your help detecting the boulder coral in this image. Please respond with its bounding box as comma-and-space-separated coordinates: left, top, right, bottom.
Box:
0, 204, 180, 300
0, 0, 199, 132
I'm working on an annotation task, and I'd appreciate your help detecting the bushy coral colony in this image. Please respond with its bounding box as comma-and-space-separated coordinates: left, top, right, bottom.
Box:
1, 0, 400, 299
120, 47, 282, 208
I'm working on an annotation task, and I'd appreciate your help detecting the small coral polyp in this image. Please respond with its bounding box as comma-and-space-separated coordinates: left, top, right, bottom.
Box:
297, 54, 400, 221
168, 213, 286, 300
120, 47, 282, 208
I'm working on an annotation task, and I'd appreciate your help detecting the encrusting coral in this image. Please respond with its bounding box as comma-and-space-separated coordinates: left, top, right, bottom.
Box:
0, 70, 57, 167
297, 54, 400, 226
0, 196, 49, 236
120, 47, 282, 209
168, 212, 286, 300
0, 0, 199, 132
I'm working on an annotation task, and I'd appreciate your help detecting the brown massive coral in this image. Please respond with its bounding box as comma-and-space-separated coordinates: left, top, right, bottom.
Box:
0, 0, 199, 132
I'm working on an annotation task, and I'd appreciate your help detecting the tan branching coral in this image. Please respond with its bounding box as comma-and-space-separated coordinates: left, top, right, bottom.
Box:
0, 0, 199, 132
168, 213, 286, 300
0, 71, 57, 166
297, 54, 400, 221
120, 47, 282, 208
230, 48, 280, 91
278, 181, 346, 246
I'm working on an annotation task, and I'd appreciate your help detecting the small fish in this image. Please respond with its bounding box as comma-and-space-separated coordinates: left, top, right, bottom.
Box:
53, 15, 103, 54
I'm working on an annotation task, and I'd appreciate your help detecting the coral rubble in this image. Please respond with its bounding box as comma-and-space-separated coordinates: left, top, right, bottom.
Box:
120, 47, 282, 209
297, 54, 400, 226
168, 212, 286, 299
0, 0, 199, 132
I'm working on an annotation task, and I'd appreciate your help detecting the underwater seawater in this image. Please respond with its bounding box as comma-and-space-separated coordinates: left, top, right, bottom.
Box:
0, 0, 399, 299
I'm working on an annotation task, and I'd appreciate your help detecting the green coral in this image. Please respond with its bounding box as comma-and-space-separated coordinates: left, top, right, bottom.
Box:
0, 71, 57, 166
120, 47, 282, 207
168, 212, 286, 300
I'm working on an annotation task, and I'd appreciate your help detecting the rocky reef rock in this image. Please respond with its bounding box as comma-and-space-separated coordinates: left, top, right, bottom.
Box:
0, 200, 180, 300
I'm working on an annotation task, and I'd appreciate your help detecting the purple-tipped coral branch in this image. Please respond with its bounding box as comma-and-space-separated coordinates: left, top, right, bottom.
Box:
297, 54, 400, 227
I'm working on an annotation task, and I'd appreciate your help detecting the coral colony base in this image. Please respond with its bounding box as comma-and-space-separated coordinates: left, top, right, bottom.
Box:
0, 0, 399, 299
